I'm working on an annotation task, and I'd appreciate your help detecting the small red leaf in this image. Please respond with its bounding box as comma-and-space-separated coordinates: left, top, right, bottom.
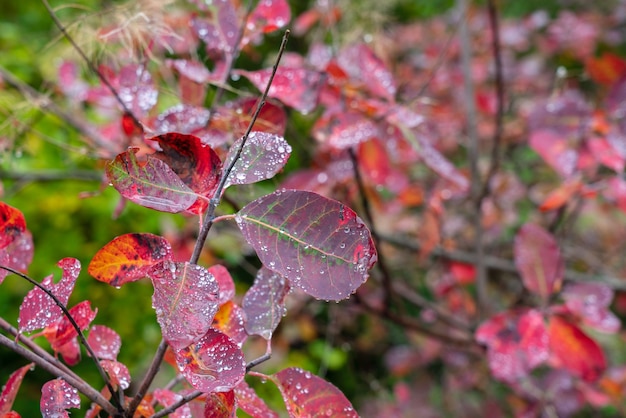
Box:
203, 390, 236, 418
154, 104, 212, 135
539, 177, 582, 212
449, 262, 476, 285
562, 283, 620, 333
45, 301, 97, 351
549, 316, 606, 382
271, 368, 358, 417
0, 230, 34, 284
18, 258, 80, 333
586, 52, 626, 85
87, 325, 122, 360
224, 132, 291, 188
236, 190, 377, 301
153, 388, 192, 418
514, 223, 564, 302
244, 0, 290, 43
173, 328, 246, 393
40, 379, 80, 418
208, 264, 235, 305
0, 202, 26, 249
100, 360, 130, 390
234, 381, 279, 418
212, 301, 247, 347
88, 233, 172, 286
337, 43, 396, 101
0, 364, 33, 415
242, 267, 289, 339
106, 147, 199, 213
150, 261, 219, 350
237, 67, 322, 114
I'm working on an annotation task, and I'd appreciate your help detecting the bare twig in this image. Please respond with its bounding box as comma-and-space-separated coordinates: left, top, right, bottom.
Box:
0, 333, 118, 415
0, 265, 122, 412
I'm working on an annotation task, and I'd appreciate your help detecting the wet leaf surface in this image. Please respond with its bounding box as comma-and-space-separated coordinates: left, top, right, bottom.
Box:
242, 267, 289, 339
40, 378, 80, 418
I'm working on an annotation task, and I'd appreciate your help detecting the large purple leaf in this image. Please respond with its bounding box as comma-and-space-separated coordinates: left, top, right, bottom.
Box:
242, 267, 290, 339
106, 147, 199, 213
224, 132, 292, 188
514, 223, 564, 302
236, 190, 377, 301
173, 328, 246, 393
149, 261, 220, 350
18, 258, 80, 333
40, 378, 80, 418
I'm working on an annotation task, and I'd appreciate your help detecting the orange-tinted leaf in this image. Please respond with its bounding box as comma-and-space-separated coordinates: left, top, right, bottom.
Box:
173, 328, 245, 393
212, 301, 247, 347
358, 138, 391, 186
242, 267, 289, 340
45, 301, 97, 351
18, 258, 80, 333
586, 52, 626, 85
88, 233, 172, 286
150, 261, 219, 350
40, 378, 80, 418
234, 381, 279, 418
0, 364, 33, 415
203, 390, 235, 418
271, 368, 358, 417
539, 177, 582, 211
0, 202, 26, 249
549, 316, 606, 382
236, 190, 377, 301
514, 223, 564, 302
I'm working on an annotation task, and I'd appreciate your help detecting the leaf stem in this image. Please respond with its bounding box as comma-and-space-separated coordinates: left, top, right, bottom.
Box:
0, 265, 122, 412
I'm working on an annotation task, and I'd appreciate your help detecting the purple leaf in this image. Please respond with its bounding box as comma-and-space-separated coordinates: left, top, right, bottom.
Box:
153, 104, 212, 135
117, 64, 158, 116
242, 267, 290, 339
106, 147, 199, 213
149, 261, 220, 350
514, 223, 564, 302
87, 325, 122, 361
174, 328, 246, 393
40, 379, 80, 418
236, 190, 377, 301
18, 258, 80, 333
224, 132, 292, 188
562, 282, 620, 333
314, 111, 380, 150
191, 0, 239, 55
208, 264, 236, 305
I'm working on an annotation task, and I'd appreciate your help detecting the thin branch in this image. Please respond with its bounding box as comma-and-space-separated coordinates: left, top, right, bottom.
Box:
0, 65, 119, 156
151, 390, 203, 418
190, 30, 291, 264
0, 333, 118, 415
41, 0, 143, 132
347, 148, 394, 312
0, 265, 122, 411
125, 339, 168, 417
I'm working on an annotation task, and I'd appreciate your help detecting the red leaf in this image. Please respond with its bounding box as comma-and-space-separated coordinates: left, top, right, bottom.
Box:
0, 202, 26, 249
475, 309, 549, 383
242, 267, 289, 339
0, 230, 34, 284
212, 301, 247, 347
224, 132, 291, 188
203, 390, 236, 417
56, 339, 81, 366
237, 67, 322, 114
539, 177, 582, 212
549, 316, 606, 382
586, 52, 626, 85
45, 301, 97, 350
208, 264, 235, 305
40, 379, 80, 418
234, 381, 279, 418
173, 328, 246, 393
88, 233, 172, 286
213, 98, 287, 138
149, 261, 220, 350
0, 364, 33, 415
587, 137, 625, 172
562, 283, 620, 333
100, 360, 130, 390
152, 388, 192, 418
87, 325, 122, 361
236, 190, 377, 301
106, 147, 199, 213
514, 223, 564, 302
357, 138, 391, 186
244, 0, 290, 46
449, 261, 476, 285
604, 176, 626, 213
153, 104, 212, 135
337, 43, 396, 101
18, 258, 80, 333
314, 111, 380, 150
271, 368, 358, 417
529, 130, 578, 178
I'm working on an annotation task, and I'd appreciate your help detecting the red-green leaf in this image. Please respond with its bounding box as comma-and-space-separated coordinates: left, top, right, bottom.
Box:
514, 223, 564, 302
88, 233, 172, 286
0, 202, 26, 249
18, 258, 80, 333
224, 132, 292, 188
212, 301, 247, 347
236, 67, 322, 114
149, 261, 220, 350
87, 325, 122, 361
106, 147, 199, 213
203, 390, 235, 417
548, 315, 606, 382
242, 267, 289, 339
270, 368, 358, 417
0, 364, 33, 415
100, 360, 130, 390
234, 381, 279, 418
152, 389, 192, 418
236, 190, 377, 301
173, 328, 246, 393
40, 378, 80, 418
